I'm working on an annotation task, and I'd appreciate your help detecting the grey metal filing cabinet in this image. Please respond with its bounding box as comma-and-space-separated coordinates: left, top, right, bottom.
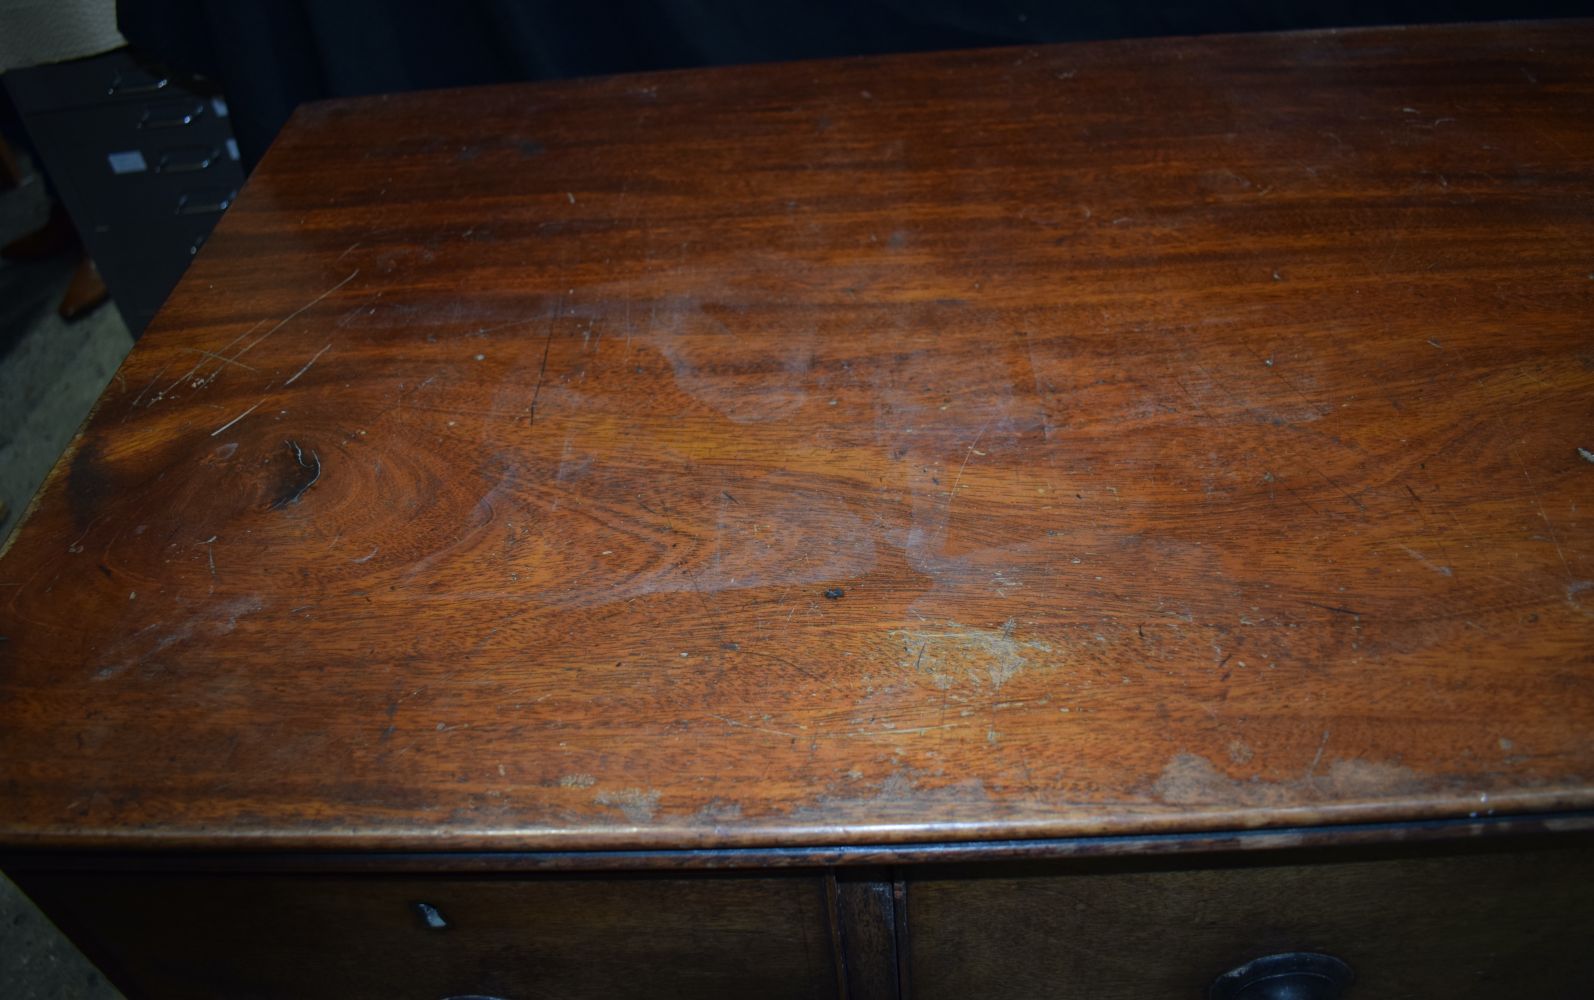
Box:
5, 48, 244, 336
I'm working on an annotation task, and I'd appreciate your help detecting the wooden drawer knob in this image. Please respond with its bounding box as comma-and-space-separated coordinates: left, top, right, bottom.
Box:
1210, 952, 1354, 1000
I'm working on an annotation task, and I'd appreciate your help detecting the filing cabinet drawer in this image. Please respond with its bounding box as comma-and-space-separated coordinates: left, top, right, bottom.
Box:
2, 48, 170, 113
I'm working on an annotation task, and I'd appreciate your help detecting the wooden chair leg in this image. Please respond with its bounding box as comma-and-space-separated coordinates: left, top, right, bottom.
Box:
0, 133, 23, 189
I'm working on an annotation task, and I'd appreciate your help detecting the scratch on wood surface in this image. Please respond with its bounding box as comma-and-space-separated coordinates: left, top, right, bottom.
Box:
527, 297, 559, 426
1237, 340, 1333, 422
168, 319, 268, 395
1019, 329, 1055, 442
709, 714, 801, 739
1307, 729, 1331, 780
1303, 600, 1365, 618
184, 348, 257, 372
945, 416, 993, 515
283, 343, 332, 385
1398, 544, 1453, 577
145, 351, 258, 410
63, 512, 110, 554
237, 269, 359, 363
1173, 373, 1329, 521
209, 401, 262, 437
130, 362, 173, 409
846, 723, 962, 738
1510, 442, 1572, 582
1178, 340, 1366, 513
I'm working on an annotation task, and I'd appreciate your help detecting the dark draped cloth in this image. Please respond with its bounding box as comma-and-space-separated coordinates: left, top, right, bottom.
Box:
118, 0, 1587, 172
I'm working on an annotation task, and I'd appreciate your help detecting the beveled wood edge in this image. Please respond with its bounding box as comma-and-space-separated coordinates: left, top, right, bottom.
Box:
3, 786, 1591, 856
5, 810, 1591, 875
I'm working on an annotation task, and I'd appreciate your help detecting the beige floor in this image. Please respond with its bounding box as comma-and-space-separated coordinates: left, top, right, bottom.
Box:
0, 167, 129, 998
0, 173, 133, 549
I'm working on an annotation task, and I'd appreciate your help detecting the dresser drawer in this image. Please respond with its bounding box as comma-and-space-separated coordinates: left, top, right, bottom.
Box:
906, 842, 1594, 999
14, 871, 838, 1000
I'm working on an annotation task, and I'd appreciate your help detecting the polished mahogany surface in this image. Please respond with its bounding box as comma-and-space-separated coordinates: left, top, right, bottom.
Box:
1, 20, 1591, 852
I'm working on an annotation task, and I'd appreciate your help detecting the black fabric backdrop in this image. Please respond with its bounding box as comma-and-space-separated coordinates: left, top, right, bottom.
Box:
118, 0, 1588, 172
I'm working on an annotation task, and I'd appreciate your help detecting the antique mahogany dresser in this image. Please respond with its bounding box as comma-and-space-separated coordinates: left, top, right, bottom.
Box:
2, 19, 1592, 1000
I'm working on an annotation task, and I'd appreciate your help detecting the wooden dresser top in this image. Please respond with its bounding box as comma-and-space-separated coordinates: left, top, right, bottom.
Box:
2, 20, 1591, 853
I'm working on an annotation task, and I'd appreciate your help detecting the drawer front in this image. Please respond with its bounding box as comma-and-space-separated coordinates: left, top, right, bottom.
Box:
16, 871, 838, 1000
4, 49, 172, 114
906, 843, 1594, 999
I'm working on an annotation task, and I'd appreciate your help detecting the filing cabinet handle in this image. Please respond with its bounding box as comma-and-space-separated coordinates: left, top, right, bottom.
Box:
109, 70, 169, 95
1209, 952, 1354, 999
140, 99, 206, 129
157, 146, 220, 173
175, 188, 236, 215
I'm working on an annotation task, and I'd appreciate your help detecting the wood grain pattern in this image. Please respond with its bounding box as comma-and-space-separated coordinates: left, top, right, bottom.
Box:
833, 871, 900, 1000
13, 870, 838, 999
907, 841, 1594, 999
1, 21, 1592, 852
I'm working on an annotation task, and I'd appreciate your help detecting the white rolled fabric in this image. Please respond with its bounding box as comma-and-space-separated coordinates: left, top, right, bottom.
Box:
0, 0, 126, 73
